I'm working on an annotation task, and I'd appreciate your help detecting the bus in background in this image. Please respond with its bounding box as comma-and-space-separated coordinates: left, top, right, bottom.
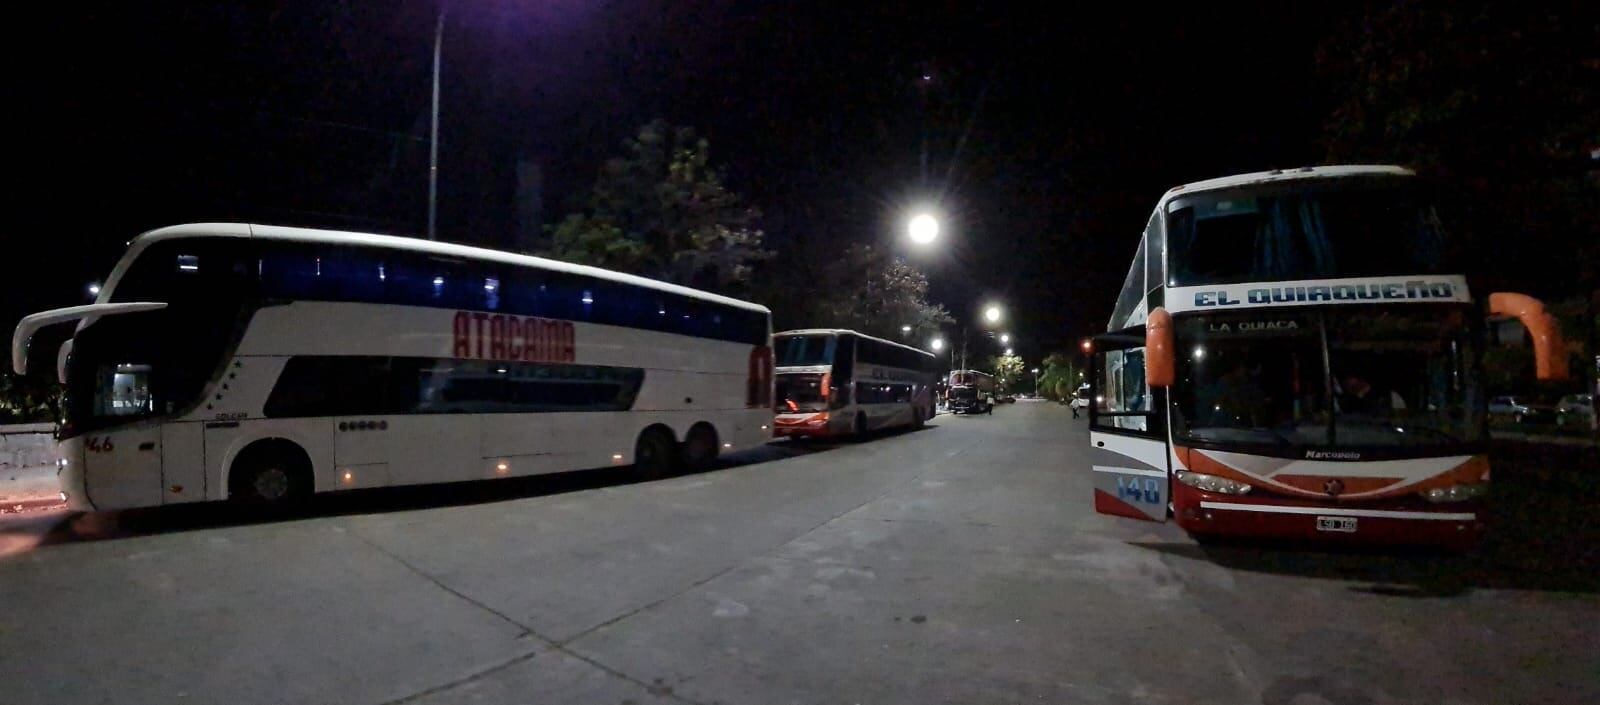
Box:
1088, 166, 1567, 548
772, 329, 937, 438
948, 370, 994, 415
11, 223, 774, 510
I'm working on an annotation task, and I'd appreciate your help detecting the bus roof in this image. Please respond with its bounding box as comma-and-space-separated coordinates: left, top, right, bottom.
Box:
1158, 164, 1414, 209
775, 329, 936, 358
129, 223, 770, 314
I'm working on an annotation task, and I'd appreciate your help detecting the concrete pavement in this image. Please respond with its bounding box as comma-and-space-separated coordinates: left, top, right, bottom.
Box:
0, 402, 1595, 704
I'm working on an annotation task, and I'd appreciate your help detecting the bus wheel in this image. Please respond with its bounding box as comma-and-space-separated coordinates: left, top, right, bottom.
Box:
912, 407, 925, 428
633, 426, 677, 480
854, 412, 868, 438
681, 423, 720, 471
229, 440, 312, 508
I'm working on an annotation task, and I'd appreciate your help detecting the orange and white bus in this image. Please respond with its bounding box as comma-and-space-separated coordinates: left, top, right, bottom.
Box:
772, 330, 937, 438
1088, 166, 1566, 547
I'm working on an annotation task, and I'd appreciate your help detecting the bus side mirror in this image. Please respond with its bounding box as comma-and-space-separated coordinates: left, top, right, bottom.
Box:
1145, 307, 1174, 388
1489, 292, 1569, 382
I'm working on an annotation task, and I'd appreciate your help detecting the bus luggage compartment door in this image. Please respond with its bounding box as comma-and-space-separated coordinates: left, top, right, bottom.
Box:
1089, 433, 1168, 522
80, 426, 164, 510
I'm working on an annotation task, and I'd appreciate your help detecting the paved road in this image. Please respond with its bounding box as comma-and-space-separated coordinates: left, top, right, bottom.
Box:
0, 402, 1595, 704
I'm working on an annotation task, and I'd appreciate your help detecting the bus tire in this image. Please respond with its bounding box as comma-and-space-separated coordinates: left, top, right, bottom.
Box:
854, 412, 868, 438
228, 439, 312, 508
633, 426, 677, 480
912, 407, 925, 428
681, 423, 720, 471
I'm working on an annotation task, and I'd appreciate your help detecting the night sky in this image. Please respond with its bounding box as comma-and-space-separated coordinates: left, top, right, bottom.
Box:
12, 1, 1367, 361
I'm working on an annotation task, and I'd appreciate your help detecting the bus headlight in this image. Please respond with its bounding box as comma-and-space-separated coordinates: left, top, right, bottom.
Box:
1421, 483, 1488, 503
1175, 470, 1252, 495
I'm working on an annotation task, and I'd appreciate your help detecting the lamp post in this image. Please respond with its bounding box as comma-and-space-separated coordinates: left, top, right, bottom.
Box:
427, 2, 449, 240
1032, 367, 1040, 396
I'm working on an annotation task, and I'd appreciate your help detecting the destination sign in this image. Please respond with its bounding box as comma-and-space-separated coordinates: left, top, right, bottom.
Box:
1166, 275, 1470, 314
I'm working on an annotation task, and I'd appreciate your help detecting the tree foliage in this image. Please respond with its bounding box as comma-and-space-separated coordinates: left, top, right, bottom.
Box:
0, 375, 59, 424
544, 120, 770, 295
988, 354, 1026, 393
1316, 1, 1598, 295
760, 243, 953, 345
1036, 351, 1082, 400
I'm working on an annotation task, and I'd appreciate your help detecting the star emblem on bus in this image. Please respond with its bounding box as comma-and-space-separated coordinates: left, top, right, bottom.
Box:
1323, 478, 1345, 497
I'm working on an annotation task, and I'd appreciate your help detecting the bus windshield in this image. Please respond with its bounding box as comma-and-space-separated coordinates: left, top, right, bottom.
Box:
775, 373, 827, 412
62, 239, 255, 437
1172, 306, 1483, 453
1166, 179, 1447, 286
775, 335, 836, 367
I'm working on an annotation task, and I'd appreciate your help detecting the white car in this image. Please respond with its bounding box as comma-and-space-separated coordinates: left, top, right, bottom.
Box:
1488, 395, 1554, 424
1556, 394, 1595, 429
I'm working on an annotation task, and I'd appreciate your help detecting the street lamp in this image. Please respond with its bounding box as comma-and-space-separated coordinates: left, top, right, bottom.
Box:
999, 333, 1010, 344
907, 212, 939, 245
428, 2, 448, 240
984, 305, 1003, 324
901, 325, 912, 334
1005, 347, 1014, 356
1080, 338, 1092, 353
930, 337, 945, 351
86, 283, 100, 297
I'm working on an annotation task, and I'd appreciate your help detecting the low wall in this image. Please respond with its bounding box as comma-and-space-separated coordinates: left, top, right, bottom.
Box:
0, 423, 56, 474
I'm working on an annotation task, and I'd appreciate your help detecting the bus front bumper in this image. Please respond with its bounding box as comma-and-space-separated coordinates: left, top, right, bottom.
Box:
773, 412, 833, 438
1173, 485, 1484, 549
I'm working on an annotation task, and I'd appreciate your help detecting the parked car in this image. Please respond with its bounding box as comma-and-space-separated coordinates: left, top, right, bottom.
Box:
1488, 395, 1555, 424
1556, 394, 1595, 429
996, 395, 1016, 404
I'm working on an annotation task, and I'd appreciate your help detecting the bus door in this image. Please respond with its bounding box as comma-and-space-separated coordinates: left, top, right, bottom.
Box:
1088, 332, 1168, 522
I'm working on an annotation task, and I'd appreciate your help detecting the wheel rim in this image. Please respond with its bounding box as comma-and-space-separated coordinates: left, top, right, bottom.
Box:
253, 467, 291, 501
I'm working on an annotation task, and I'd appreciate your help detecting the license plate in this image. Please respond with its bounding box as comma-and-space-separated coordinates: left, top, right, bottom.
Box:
1316, 516, 1358, 533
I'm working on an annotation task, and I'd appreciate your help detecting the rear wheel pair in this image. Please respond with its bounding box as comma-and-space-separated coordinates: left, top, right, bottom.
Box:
633, 424, 719, 480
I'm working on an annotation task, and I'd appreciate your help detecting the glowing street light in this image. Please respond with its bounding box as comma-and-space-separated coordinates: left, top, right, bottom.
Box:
999, 333, 1010, 344
1005, 347, 1014, 356
1080, 338, 1092, 353
930, 337, 945, 351
87, 283, 101, 297
983, 305, 1003, 324
907, 213, 940, 245
901, 325, 912, 334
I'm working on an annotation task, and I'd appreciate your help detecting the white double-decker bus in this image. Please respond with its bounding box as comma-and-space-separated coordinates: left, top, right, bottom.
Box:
12, 223, 774, 510
771, 329, 937, 438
